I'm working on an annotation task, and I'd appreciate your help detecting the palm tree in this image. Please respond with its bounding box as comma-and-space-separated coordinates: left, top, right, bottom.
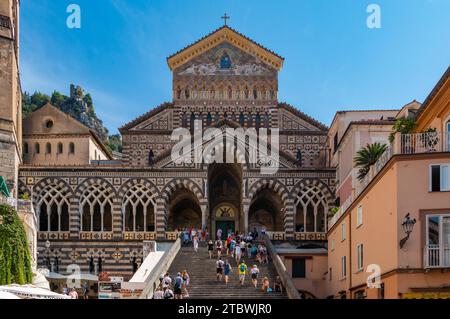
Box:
354, 142, 388, 181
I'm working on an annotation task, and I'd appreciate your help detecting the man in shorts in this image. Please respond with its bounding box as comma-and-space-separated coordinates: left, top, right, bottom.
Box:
216, 257, 225, 281
173, 272, 183, 299
238, 260, 248, 286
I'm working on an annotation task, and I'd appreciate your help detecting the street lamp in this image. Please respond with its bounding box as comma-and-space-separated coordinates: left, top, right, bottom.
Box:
399, 213, 416, 249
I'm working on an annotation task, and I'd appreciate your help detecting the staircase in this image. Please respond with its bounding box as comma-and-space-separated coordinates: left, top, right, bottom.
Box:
167, 242, 288, 299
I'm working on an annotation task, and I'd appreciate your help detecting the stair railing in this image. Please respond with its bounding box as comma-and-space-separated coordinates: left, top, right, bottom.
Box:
263, 235, 301, 299
139, 238, 181, 299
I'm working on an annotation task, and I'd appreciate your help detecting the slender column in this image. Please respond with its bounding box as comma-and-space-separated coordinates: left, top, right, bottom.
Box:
201, 204, 207, 230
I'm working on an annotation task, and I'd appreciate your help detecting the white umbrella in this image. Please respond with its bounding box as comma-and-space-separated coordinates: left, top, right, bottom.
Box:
67, 273, 98, 281
0, 291, 21, 299
45, 272, 67, 280
33, 271, 51, 290
0, 285, 71, 299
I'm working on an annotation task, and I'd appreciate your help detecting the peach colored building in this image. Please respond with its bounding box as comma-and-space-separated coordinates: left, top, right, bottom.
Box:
22, 103, 112, 166
328, 109, 400, 206
327, 66, 450, 299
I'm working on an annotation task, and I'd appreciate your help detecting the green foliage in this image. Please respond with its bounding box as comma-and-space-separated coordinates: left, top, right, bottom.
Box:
0, 204, 33, 285
388, 118, 416, 143
83, 93, 95, 115
22, 91, 50, 117
19, 193, 30, 201
106, 134, 123, 153
330, 207, 339, 216
50, 91, 68, 107
354, 142, 388, 181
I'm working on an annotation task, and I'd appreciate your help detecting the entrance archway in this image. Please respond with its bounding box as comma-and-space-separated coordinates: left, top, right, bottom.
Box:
248, 189, 283, 231
208, 163, 242, 238
168, 188, 202, 231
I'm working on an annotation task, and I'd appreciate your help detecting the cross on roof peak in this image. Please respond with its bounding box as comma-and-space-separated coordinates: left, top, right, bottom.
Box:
221, 13, 230, 26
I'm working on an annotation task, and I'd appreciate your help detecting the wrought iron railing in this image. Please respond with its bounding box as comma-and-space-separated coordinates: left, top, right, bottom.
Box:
401, 132, 449, 154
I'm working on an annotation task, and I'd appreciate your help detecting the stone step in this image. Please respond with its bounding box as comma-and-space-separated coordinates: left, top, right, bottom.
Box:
167, 244, 288, 299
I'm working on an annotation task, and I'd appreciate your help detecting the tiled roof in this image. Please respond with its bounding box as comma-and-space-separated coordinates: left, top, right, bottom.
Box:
166, 25, 284, 63
119, 102, 173, 132
278, 102, 328, 131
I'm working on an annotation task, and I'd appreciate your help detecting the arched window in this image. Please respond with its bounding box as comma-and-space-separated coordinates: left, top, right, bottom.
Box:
244, 87, 249, 99
255, 113, 261, 129
253, 88, 258, 100
210, 87, 215, 99
247, 114, 253, 127
190, 113, 196, 132
239, 113, 245, 127
50, 203, 58, 231
206, 113, 212, 126
80, 183, 114, 232
220, 52, 232, 69
185, 87, 190, 99
57, 142, 63, 154
46, 143, 51, 154
294, 186, 328, 233
35, 143, 40, 154
39, 203, 49, 231
36, 182, 70, 232
69, 142, 75, 154
24, 143, 29, 155
264, 113, 270, 128
122, 184, 156, 232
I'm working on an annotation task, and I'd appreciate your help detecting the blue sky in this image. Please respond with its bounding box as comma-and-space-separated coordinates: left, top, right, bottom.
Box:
21, 0, 450, 133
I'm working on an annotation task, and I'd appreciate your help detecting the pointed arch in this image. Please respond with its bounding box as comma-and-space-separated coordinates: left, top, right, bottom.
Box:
32, 178, 72, 232
291, 179, 334, 233
118, 179, 159, 232
75, 178, 116, 232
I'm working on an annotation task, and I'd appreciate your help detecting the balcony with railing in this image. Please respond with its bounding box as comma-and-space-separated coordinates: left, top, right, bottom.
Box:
425, 245, 450, 268
328, 131, 450, 230
399, 131, 449, 154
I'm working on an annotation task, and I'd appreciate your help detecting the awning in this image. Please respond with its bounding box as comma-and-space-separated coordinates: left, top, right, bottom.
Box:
0, 285, 71, 299
0, 176, 9, 197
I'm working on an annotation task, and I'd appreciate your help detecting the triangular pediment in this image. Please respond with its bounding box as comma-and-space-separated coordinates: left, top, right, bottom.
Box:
23, 103, 92, 136
167, 26, 284, 72
119, 102, 173, 132
278, 103, 328, 132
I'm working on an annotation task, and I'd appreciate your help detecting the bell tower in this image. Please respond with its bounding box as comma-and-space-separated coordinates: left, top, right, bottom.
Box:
0, 0, 21, 198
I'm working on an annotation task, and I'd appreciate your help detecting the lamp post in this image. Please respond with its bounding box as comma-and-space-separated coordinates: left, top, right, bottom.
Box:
399, 213, 416, 249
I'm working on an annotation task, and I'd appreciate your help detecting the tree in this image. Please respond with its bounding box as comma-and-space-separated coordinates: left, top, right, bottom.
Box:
0, 204, 33, 285
354, 142, 388, 181
51, 91, 67, 107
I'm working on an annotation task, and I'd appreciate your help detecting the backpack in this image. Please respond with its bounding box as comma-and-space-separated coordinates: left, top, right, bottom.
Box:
240, 264, 246, 272
174, 277, 182, 289
164, 290, 174, 299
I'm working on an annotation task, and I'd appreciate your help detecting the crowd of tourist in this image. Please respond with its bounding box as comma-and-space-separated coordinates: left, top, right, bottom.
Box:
154, 226, 283, 299
153, 270, 191, 299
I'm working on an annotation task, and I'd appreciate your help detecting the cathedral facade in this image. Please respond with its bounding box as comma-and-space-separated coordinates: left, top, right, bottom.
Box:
19, 26, 335, 278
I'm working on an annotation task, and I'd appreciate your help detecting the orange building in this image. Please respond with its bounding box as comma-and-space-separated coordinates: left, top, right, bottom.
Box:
327, 66, 450, 299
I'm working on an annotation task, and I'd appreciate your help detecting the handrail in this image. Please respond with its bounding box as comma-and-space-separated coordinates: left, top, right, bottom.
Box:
263, 235, 301, 299
139, 238, 181, 299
